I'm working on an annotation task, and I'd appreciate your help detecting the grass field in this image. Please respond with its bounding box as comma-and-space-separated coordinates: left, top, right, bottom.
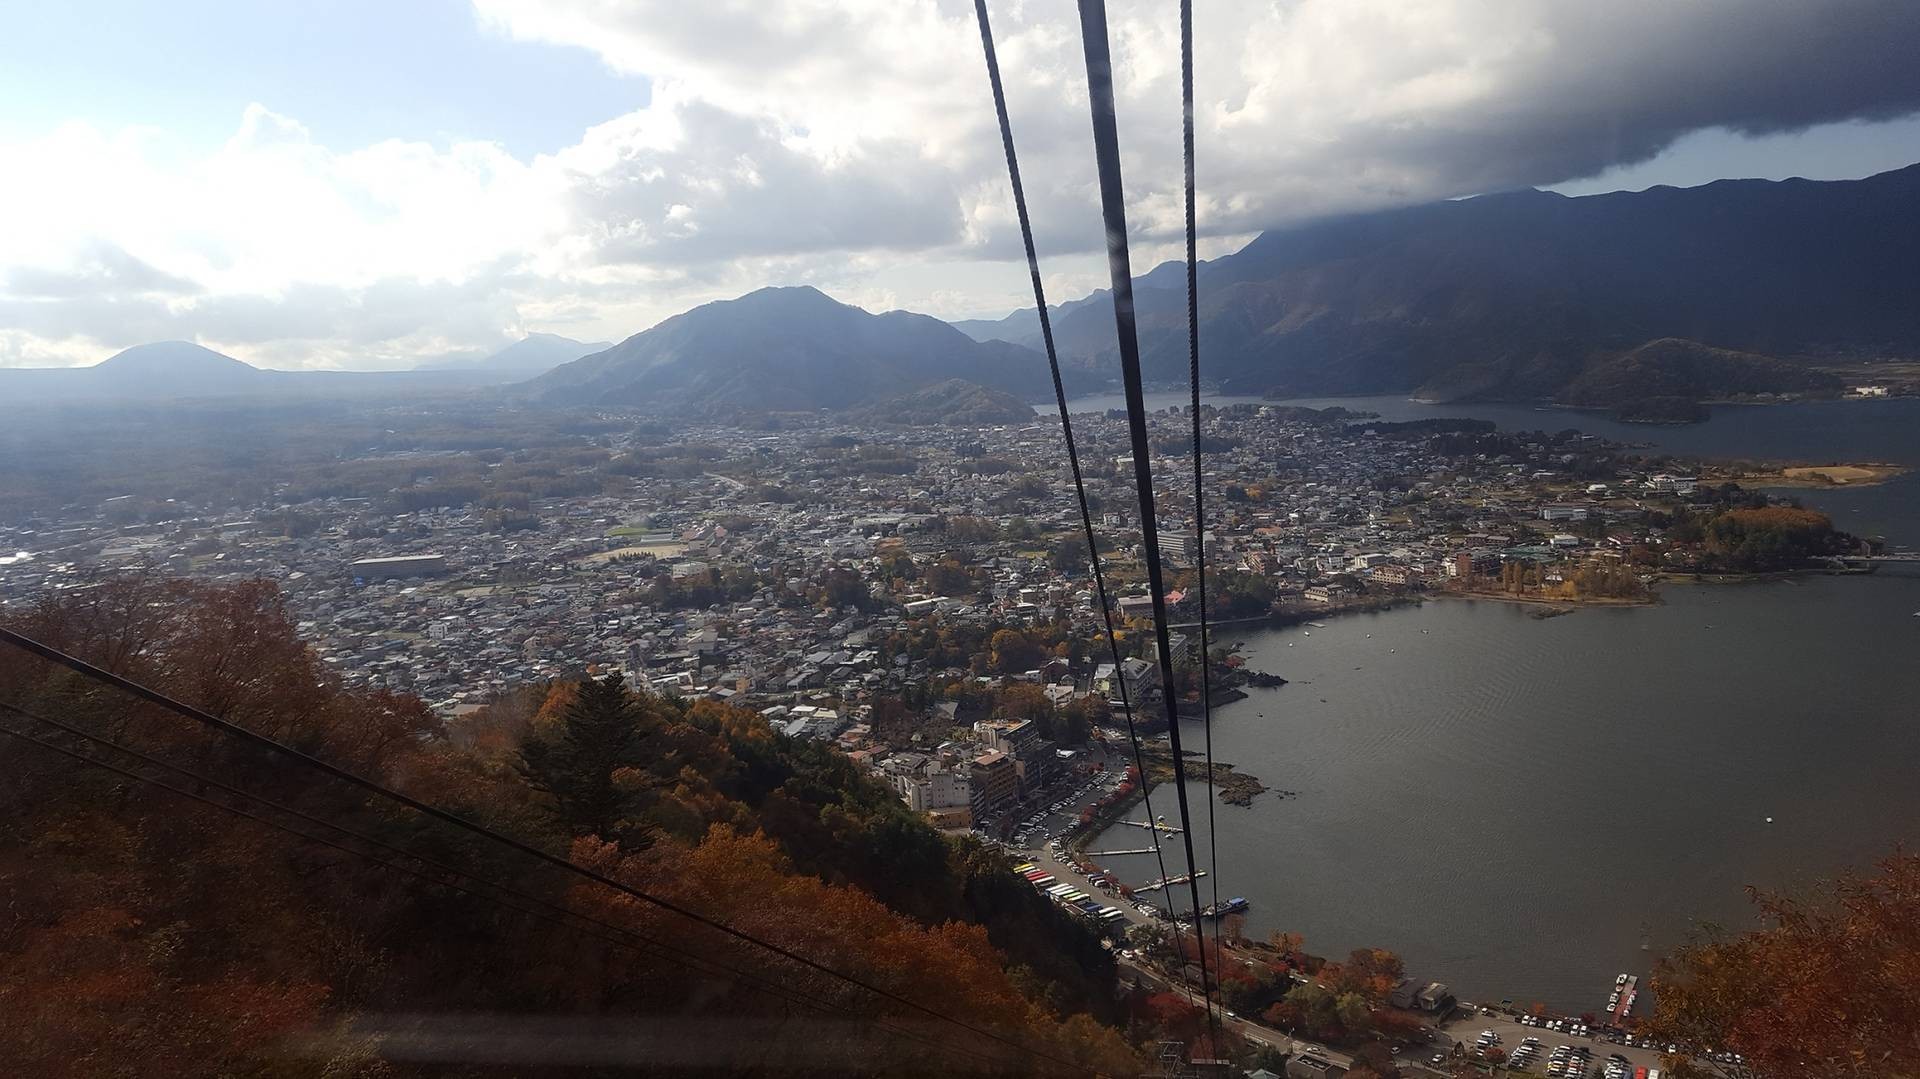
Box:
1781, 465, 1895, 485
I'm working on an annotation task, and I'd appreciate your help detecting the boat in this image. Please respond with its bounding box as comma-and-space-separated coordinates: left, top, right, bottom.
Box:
1608, 974, 1639, 1022
1195, 896, 1250, 920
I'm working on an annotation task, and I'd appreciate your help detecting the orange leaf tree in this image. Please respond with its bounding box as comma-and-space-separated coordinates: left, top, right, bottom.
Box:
1647, 849, 1920, 1079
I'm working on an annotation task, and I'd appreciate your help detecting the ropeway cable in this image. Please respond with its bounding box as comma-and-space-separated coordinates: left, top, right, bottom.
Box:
0, 708, 1024, 1073
1072, 0, 1219, 1041
969, 0, 1189, 954
1181, 0, 1227, 1050
0, 627, 1099, 1077
0, 702, 1019, 1072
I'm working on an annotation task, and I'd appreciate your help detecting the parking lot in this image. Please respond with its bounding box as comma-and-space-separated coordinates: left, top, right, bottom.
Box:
973, 744, 1129, 850
1442, 1011, 1678, 1076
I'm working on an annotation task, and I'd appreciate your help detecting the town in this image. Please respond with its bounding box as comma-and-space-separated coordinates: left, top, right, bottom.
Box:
0, 395, 1872, 1077
0, 397, 1862, 836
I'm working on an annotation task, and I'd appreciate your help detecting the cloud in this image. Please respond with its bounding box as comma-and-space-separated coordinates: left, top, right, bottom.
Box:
4, 242, 201, 300
484, 0, 1920, 248
559, 93, 965, 264
5, 0, 1920, 366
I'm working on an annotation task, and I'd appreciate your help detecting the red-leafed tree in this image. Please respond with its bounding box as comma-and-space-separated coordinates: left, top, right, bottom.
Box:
1647, 849, 1920, 1079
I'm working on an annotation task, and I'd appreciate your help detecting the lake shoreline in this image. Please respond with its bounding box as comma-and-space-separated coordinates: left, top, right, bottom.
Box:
1438, 587, 1659, 610
1720, 462, 1910, 489
1084, 573, 1920, 1010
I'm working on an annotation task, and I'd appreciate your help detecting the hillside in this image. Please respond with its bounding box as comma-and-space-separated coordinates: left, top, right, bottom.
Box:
96, 339, 257, 376
854, 378, 1038, 426
948, 310, 1041, 344
0, 578, 1140, 1076
526, 286, 1064, 413
1553, 338, 1844, 418
956, 164, 1920, 407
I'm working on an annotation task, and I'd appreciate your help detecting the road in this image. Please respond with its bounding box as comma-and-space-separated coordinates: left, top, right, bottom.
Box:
1007, 777, 1680, 1078
995, 761, 1491, 1076
1118, 956, 1358, 1072
1006, 820, 1370, 1070
1018, 842, 1479, 1076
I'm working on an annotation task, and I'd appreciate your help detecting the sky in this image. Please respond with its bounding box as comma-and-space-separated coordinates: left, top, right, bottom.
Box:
2, 0, 1919, 371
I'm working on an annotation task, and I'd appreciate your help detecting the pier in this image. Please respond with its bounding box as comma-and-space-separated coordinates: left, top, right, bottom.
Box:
1114, 819, 1184, 835
1084, 847, 1158, 857
1135, 870, 1208, 893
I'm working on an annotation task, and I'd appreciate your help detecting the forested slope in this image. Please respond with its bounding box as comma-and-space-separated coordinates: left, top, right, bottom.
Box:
0, 577, 1138, 1077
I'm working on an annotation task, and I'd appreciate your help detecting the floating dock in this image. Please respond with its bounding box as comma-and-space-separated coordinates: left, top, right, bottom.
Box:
1114, 819, 1184, 834
1605, 974, 1639, 1023
1135, 870, 1208, 893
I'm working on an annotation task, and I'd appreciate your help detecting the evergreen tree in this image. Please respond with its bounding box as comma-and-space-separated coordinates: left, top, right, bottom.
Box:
518, 673, 653, 847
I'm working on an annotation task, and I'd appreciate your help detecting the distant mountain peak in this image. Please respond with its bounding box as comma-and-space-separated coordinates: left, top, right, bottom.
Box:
730, 284, 855, 313
94, 341, 256, 374
525, 287, 1061, 413
424, 333, 611, 374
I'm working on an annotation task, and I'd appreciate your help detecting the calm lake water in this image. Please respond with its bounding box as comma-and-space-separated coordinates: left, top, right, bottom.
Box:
1079, 392, 1920, 1010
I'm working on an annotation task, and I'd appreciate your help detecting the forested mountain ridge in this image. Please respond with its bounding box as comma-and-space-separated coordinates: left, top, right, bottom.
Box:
0, 577, 1139, 1077
955, 165, 1920, 408
851, 378, 1038, 427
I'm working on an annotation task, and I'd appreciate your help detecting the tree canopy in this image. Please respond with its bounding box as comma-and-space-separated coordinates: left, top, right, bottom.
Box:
0, 576, 1139, 1078
1647, 850, 1920, 1079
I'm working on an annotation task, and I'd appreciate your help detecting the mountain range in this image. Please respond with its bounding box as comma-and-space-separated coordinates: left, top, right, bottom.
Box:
0, 341, 516, 404
0, 335, 608, 405
9, 165, 1917, 416
956, 164, 1920, 410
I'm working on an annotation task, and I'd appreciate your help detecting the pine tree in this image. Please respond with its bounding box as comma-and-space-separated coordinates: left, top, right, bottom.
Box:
518, 673, 653, 846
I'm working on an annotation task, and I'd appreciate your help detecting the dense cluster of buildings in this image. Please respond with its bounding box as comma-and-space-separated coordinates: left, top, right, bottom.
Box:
2, 398, 1742, 827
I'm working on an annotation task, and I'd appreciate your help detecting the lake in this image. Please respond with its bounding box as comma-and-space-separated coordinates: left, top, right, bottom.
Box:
1077, 392, 1920, 1010
1094, 576, 1920, 1011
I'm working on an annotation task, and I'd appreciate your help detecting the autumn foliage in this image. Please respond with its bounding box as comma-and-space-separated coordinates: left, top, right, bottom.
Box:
1647, 850, 1920, 1079
1700, 505, 1840, 570
0, 577, 1140, 1077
